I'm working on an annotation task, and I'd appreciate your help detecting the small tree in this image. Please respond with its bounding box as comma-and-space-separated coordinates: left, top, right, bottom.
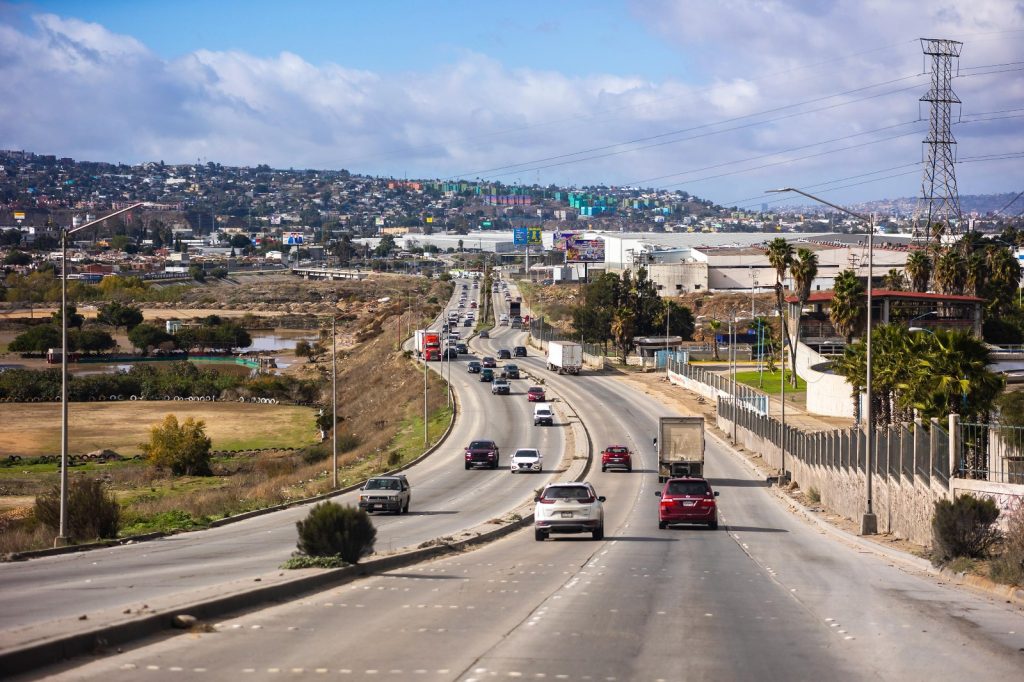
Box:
141, 414, 213, 476
296, 502, 376, 563
35, 478, 121, 542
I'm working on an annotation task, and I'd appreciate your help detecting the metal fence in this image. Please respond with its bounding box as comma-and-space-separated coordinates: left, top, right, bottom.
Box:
718, 396, 952, 485
959, 421, 1024, 484
527, 318, 606, 360
669, 357, 769, 415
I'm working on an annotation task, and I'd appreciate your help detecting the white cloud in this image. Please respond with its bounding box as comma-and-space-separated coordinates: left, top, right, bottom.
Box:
0, 5, 1021, 207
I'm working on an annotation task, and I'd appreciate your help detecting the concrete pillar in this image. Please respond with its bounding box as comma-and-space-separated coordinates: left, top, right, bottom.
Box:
949, 413, 960, 481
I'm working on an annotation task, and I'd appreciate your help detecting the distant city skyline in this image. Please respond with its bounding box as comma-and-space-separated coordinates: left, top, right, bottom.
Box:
1, 0, 1021, 210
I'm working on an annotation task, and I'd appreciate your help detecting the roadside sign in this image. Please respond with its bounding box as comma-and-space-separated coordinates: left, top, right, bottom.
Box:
527, 226, 542, 245
513, 227, 528, 245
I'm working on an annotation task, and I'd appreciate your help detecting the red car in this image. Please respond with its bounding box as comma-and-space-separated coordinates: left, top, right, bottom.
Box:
527, 386, 546, 402
657, 477, 719, 530
600, 445, 632, 472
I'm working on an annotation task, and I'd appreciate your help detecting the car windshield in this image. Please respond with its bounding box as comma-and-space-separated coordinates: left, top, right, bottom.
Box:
529, 387, 542, 393
667, 481, 710, 496
366, 479, 399, 490
544, 486, 593, 500
606, 447, 627, 454
469, 441, 493, 449
514, 450, 538, 459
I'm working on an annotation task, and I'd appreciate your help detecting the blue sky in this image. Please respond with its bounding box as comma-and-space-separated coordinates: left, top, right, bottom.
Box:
1, 1, 1022, 209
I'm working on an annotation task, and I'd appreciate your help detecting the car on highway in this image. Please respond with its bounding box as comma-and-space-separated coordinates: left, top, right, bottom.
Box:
656, 477, 719, 530
465, 439, 500, 469
497, 349, 512, 359
479, 330, 490, 338
470, 301, 477, 308
491, 378, 511, 394
463, 319, 472, 327
501, 363, 520, 380
513, 346, 527, 357
357, 475, 411, 514
480, 368, 494, 382
441, 347, 458, 360
467, 360, 481, 373
481, 356, 497, 368
534, 482, 605, 541
601, 445, 633, 472
455, 342, 468, 354
533, 403, 554, 426
527, 386, 546, 402
510, 448, 542, 473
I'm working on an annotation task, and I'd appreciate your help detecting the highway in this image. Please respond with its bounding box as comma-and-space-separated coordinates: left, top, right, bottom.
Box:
27, 277, 1024, 680
0, 279, 566, 639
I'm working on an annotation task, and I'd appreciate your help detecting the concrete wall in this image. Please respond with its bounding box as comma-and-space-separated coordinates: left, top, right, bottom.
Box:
796, 342, 856, 418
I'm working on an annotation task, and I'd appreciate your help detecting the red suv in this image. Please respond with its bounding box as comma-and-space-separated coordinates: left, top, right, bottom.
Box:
656, 477, 719, 530
527, 386, 546, 402
600, 445, 632, 473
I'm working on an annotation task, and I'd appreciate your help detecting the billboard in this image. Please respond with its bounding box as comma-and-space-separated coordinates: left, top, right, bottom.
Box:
513, 227, 528, 246
565, 238, 605, 263
552, 231, 577, 251
527, 226, 542, 245
283, 232, 304, 245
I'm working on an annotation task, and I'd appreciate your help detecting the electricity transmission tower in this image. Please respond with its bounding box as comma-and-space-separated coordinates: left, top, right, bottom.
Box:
913, 38, 964, 244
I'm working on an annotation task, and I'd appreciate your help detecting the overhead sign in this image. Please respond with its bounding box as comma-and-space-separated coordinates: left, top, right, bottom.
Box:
513, 227, 528, 246
566, 238, 605, 263
527, 226, 542, 245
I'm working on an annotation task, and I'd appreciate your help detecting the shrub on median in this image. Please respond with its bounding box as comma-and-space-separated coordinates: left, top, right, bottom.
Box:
296, 501, 376, 564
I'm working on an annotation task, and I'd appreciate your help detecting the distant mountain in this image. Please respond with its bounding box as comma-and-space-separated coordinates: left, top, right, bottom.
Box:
850, 192, 1023, 217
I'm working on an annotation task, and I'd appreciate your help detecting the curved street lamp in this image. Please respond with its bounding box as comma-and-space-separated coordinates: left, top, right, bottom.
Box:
768, 188, 878, 536
57, 203, 144, 546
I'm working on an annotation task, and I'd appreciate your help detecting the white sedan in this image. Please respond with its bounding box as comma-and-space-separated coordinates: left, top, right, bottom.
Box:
510, 448, 543, 473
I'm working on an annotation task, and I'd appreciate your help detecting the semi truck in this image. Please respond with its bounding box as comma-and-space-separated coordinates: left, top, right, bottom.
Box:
546, 341, 582, 375
415, 330, 441, 360
508, 300, 521, 318
654, 416, 705, 482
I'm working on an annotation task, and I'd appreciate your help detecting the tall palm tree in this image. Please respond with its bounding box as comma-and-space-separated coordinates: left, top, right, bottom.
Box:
904, 251, 932, 293
707, 319, 722, 361
610, 307, 636, 365
829, 269, 865, 343
982, 244, 1022, 314
788, 248, 819, 386
934, 248, 967, 295
907, 329, 1003, 422
766, 238, 794, 378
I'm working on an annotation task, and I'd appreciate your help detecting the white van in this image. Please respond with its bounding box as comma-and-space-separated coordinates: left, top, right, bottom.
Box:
533, 403, 554, 426
499, 313, 509, 325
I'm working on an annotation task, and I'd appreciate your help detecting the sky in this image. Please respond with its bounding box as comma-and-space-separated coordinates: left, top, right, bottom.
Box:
1, 0, 1022, 211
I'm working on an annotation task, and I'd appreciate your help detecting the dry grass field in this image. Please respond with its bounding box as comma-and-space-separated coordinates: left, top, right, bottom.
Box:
0, 402, 320, 456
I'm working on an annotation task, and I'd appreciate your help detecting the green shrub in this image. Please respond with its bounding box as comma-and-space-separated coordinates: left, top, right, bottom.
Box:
296, 502, 376, 563
931, 494, 1001, 564
301, 445, 330, 465
34, 478, 121, 542
387, 450, 402, 466
141, 414, 213, 476
991, 504, 1024, 585
337, 433, 361, 453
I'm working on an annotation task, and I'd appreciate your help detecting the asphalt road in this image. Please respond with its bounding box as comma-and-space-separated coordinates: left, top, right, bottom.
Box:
40, 284, 1024, 681
0, 279, 566, 638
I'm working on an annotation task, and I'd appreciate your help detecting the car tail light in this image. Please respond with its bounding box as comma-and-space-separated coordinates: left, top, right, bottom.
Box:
537, 497, 555, 504
577, 497, 595, 504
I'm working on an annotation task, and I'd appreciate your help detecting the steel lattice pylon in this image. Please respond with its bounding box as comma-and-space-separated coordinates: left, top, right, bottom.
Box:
914, 38, 964, 244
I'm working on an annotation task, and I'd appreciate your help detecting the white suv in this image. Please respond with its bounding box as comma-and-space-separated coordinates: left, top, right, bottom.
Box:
534, 482, 605, 541
510, 448, 542, 473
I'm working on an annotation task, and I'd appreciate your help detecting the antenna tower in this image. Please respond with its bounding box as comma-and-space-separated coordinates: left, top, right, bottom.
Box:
913, 38, 964, 243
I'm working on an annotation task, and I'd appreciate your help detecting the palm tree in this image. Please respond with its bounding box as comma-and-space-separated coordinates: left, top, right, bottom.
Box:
934, 248, 967, 295
904, 251, 932, 293
610, 307, 636, 365
908, 329, 1003, 422
766, 237, 794, 377
788, 248, 819, 386
707, 319, 722, 361
881, 269, 906, 291
982, 244, 1022, 314
829, 269, 865, 343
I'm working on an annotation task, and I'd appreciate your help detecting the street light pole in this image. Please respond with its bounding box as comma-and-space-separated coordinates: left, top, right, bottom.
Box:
56, 202, 143, 547
768, 187, 877, 535
332, 315, 338, 489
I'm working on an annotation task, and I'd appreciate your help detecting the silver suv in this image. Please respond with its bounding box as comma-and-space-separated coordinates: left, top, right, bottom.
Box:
357, 475, 411, 514
534, 482, 605, 541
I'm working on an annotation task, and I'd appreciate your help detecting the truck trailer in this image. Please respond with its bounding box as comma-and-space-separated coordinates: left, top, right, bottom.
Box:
655, 416, 705, 482
546, 341, 582, 375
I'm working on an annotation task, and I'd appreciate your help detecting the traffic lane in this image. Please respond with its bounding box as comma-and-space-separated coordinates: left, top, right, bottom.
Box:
701, 429, 1024, 678
0, 352, 563, 633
